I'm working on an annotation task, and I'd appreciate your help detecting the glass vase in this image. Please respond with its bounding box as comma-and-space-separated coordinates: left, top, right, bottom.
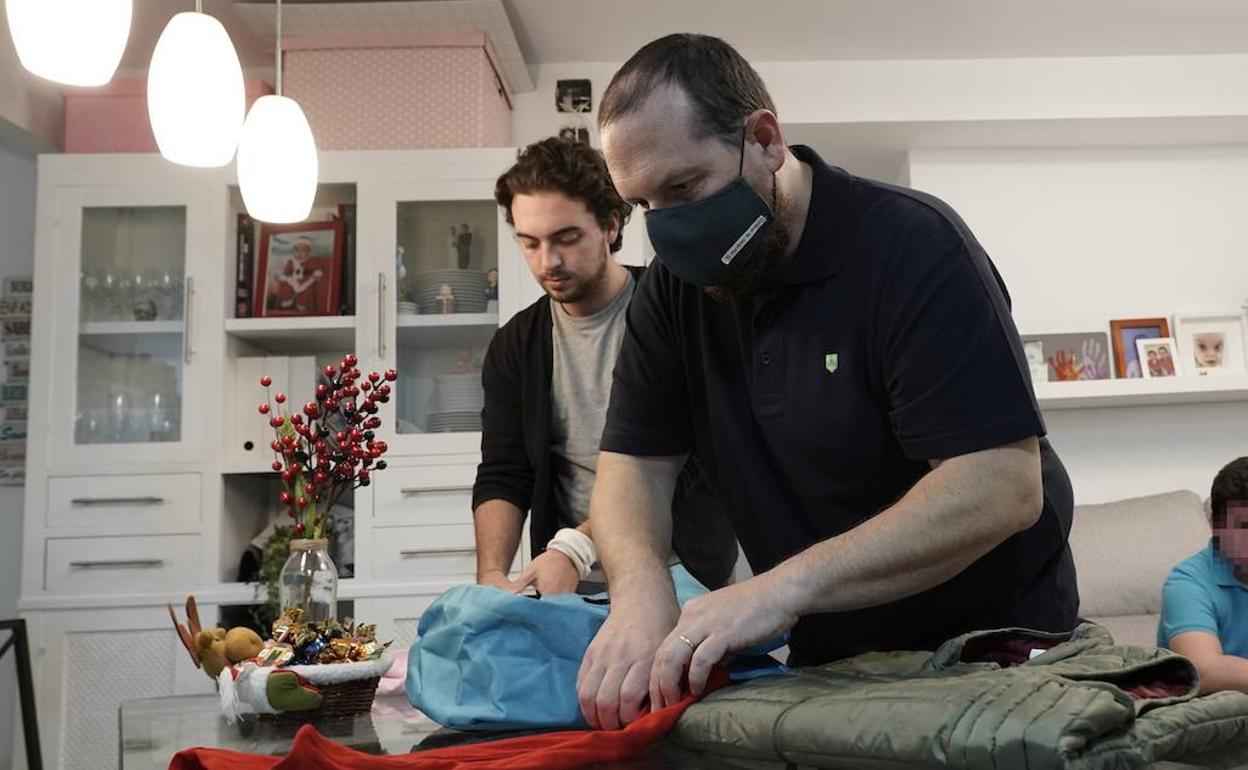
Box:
278, 538, 339, 623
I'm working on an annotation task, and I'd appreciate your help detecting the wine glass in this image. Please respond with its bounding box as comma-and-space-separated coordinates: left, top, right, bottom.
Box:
98, 269, 118, 321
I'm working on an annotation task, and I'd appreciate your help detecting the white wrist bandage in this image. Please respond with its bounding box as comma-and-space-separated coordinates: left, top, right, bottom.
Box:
545, 527, 597, 580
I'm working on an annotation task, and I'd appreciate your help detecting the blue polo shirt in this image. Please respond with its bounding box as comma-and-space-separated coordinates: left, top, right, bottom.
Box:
1158, 542, 1248, 657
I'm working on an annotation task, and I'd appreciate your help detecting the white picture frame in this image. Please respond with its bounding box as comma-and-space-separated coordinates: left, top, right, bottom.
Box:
1136, 336, 1182, 379
1172, 312, 1248, 376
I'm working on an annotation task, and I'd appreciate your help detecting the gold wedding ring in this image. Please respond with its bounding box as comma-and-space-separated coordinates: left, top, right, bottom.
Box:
678, 634, 697, 651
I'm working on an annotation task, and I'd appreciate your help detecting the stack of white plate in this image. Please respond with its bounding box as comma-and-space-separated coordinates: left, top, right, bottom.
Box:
396, 300, 418, 315
425, 373, 483, 432
411, 269, 489, 314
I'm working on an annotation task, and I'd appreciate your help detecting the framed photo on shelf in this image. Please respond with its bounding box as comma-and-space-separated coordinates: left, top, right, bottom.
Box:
1020, 332, 1111, 382
1110, 318, 1171, 379
1136, 337, 1181, 379
253, 220, 345, 318
1172, 312, 1248, 376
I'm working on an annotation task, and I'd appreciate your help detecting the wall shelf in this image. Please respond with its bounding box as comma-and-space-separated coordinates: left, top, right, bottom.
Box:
225, 316, 355, 354
1035, 375, 1248, 410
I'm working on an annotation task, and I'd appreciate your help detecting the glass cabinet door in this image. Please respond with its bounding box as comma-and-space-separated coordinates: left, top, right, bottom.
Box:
76, 205, 187, 445
51, 187, 207, 465
371, 177, 517, 455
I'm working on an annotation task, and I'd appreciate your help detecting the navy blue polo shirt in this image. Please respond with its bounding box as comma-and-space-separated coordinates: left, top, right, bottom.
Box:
601, 146, 1079, 665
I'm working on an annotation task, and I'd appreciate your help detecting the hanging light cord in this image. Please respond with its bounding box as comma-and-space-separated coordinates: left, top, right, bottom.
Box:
275, 0, 283, 96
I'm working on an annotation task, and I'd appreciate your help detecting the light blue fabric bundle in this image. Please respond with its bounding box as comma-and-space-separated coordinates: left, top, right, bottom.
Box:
406, 565, 784, 730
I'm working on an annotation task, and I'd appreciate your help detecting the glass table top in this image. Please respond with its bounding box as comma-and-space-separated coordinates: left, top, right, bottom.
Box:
118, 693, 768, 769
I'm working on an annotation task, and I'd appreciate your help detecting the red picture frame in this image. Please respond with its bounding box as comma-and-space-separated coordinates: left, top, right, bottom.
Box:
253, 220, 345, 318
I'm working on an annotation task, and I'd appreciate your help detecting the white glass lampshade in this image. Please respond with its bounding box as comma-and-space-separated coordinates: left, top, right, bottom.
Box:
147, 12, 245, 168
237, 95, 319, 224
5, 0, 132, 86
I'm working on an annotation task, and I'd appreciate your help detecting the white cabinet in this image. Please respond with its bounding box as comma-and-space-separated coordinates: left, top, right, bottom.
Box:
25, 607, 212, 770
20, 148, 534, 769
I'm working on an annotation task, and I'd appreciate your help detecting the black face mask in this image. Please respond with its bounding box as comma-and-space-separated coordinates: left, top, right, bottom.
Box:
643, 126, 776, 287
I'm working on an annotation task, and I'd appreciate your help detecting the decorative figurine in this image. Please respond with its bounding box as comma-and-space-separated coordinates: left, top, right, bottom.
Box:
484, 268, 499, 314
455, 223, 473, 270
447, 226, 459, 269
437, 284, 456, 314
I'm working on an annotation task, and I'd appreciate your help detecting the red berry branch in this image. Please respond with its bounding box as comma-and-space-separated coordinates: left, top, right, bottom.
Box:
258, 353, 397, 540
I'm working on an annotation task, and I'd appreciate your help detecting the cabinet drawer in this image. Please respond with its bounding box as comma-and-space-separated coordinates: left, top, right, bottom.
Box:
45, 534, 201, 592
373, 464, 475, 527
373, 526, 476, 582
47, 474, 201, 530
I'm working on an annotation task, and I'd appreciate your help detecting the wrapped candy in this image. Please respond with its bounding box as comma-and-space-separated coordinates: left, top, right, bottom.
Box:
255, 641, 295, 667
266, 609, 390, 666
294, 637, 327, 666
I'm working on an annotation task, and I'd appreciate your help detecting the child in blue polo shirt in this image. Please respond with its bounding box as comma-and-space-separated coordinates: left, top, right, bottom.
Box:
1158, 456, 1248, 693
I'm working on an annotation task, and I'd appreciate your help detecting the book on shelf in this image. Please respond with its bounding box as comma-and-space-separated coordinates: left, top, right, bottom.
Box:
235, 212, 256, 319
337, 203, 356, 317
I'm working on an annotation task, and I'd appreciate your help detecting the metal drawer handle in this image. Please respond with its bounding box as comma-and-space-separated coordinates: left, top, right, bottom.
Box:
122, 739, 158, 752
184, 276, 195, 364
70, 496, 164, 506
69, 559, 165, 569
399, 486, 468, 495
399, 547, 474, 557
378, 272, 387, 359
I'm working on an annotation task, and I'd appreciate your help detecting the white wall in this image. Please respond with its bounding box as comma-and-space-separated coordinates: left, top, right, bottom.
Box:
513, 55, 1248, 146
514, 59, 1248, 506
0, 140, 34, 770
908, 147, 1248, 504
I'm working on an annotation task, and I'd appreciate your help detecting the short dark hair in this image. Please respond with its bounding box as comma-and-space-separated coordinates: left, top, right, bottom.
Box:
598, 34, 776, 143
494, 137, 631, 254
1211, 457, 1248, 527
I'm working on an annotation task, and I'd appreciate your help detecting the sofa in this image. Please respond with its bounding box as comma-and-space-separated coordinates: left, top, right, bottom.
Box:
1068, 489, 1212, 648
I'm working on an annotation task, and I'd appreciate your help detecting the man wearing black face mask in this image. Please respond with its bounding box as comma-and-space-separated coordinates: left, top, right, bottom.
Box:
575, 34, 1079, 731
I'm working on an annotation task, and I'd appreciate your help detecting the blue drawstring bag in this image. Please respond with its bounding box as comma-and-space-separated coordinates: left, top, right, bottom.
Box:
405, 565, 787, 730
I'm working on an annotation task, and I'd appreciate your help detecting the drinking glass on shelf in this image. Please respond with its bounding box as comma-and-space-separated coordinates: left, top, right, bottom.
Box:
157, 270, 182, 320
79, 270, 100, 323
98, 269, 118, 322
113, 272, 134, 321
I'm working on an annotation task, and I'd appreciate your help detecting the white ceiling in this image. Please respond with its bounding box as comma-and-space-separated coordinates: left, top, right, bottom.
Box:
62, 0, 1248, 92
503, 0, 1248, 63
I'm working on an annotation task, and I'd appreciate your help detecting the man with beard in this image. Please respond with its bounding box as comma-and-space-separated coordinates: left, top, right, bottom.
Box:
575, 34, 1079, 730
472, 137, 736, 598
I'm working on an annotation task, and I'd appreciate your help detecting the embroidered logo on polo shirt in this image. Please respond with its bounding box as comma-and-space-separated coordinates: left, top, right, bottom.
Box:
825, 353, 839, 374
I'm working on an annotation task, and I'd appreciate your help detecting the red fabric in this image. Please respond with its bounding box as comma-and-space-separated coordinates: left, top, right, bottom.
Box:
170, 669, 729, 770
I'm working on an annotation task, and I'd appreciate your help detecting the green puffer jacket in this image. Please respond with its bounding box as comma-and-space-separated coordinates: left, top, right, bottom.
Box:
670, 624, 1248, 769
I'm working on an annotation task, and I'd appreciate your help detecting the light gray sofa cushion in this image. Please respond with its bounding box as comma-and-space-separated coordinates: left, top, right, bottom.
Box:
1069, 489, 1210, 646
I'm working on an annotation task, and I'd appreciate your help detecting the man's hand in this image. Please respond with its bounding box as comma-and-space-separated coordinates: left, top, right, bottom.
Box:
515, 550, 580, 596
477, 569, 522, 592
576, 600, 678, 730
649, 575, 799, 709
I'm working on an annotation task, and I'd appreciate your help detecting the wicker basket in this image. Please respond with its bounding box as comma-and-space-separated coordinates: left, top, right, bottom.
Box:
259, 674, 382, 724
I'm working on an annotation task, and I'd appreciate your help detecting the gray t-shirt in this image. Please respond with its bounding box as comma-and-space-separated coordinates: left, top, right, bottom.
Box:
550, 275, 635, 532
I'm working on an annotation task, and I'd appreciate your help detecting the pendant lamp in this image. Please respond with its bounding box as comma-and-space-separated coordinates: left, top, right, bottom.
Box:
148, 2, 245, 167
237, 0, 318, 224
5, 0, 132, 86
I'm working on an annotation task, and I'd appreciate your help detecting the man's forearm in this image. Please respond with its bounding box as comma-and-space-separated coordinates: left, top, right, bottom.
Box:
590, 451, 683, 608
1196, 655, 1248, 694
767, 439, 1042, 616
473, 498, 525, 580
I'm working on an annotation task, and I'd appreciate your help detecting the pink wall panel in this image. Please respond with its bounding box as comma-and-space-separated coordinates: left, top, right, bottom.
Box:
63, 79, 273, 154
283, 46, 512, 150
